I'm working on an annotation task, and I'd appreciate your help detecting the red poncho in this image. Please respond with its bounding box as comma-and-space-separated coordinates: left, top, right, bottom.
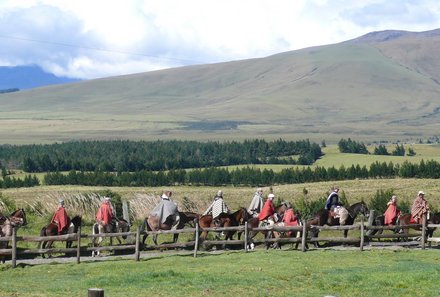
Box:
96, 201, 113, 225
383, 202, 400, 225
258, 199, 275, 221
282, 208, 298, 227
51, 206, 70, 234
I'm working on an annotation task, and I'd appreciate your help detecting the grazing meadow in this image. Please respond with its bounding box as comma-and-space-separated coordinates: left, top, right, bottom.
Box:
1, 249, 440, 297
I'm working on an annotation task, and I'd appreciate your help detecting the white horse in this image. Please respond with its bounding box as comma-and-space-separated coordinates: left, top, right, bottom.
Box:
91, 218, 130, 257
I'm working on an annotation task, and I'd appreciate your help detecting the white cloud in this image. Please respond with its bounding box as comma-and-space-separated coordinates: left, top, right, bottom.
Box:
0, 0, 439, 79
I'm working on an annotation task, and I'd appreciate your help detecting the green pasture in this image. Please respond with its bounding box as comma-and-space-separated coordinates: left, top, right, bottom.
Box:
1, 249, 440, 296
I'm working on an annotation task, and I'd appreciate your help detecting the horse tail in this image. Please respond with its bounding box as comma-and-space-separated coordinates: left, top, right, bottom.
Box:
40, 226, 46, 237
92, 223, 99, 236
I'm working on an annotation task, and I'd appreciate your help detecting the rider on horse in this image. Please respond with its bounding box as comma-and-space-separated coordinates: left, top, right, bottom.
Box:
258, 193, 276, 226
248, 188, 264, 218
325, 186, 349, 225
149, 190, 180, 228
203, 190, 230, 227
411, 190, 430, 224
51, 199, 70, 234
383, 195, 401, 225
96, 197, 115, 229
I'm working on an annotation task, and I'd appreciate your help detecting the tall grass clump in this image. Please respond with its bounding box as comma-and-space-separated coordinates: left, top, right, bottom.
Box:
0, 192, 16, 213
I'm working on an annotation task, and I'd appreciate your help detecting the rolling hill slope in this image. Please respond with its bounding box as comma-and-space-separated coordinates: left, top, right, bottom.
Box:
1, 29, 440, 144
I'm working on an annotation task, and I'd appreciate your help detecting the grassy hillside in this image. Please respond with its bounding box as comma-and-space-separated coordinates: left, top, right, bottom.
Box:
1, 30, 440, 144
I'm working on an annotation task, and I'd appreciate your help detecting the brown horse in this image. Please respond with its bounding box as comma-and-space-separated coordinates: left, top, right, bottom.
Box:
0, 209, 27, 263
198, 207, 249, 242
142, 211, 199, 246
306, 201, 369, 244
245, 203, 289, 249
396, 213, 436, 241
39, 215, 82, 258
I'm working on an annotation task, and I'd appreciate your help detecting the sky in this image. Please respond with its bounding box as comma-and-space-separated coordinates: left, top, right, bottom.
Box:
0, 0, 440, 79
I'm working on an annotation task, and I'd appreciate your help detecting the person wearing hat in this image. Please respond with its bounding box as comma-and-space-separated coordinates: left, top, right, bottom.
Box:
258, 193, 276, 225
411, 191, 430, 224
203, 190, 230, 222
248, 188, 264, 217
96, 197, 115, 227
50, 199, 70, 234
325, 186, 342, 210
150, 190, 180, 227
383, 195, 401, 225
281, 202, 299, 235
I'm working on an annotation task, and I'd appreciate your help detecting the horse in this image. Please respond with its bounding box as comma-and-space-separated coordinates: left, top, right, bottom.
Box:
0, 209, 27, 263
92, 218, 130, 257
8, 208, 27, 227
141, 211, 199, 246
39, 215, 82, 258
306, 201, 369, 244
198, 207, 250, 245
395, 212, 439, 242
245, 203, 289, 249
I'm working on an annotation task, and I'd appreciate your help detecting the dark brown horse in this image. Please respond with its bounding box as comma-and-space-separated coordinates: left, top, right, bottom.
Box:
142, 211, 199, 246
39, 215, 82, 258
198, 207, 249, 241
306, 201, 369, 241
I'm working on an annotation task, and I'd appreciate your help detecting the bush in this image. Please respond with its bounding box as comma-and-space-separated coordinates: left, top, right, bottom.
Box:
368, 189, 395, 215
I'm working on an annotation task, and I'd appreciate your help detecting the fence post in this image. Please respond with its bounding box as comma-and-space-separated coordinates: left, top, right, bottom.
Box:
88, 288, 104, 297
301, 220, 307, 252
135, 226, 141, 261
12, 227, 17, 268
360, 215, 364, 251
122, 201, 130, 225
193, 222, 199, 258
76, 226, 81, 264
422, 213, 426, 250
244, 221, 248, 252
368, 210, 375, 226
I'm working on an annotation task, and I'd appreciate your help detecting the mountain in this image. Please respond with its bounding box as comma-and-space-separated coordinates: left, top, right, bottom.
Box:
0, 65, 80, 90
1, 29, 440, 144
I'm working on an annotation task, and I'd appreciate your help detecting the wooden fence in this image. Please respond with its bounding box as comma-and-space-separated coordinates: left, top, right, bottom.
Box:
1, 214, 438, 268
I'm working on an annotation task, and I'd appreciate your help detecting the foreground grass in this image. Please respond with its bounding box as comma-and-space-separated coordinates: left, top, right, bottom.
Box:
1, 249, 439, 296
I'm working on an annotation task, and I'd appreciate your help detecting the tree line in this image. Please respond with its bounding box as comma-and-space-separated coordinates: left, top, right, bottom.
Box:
0, 139, 322, 172
338, 138, 416, 156
41, 159, 440, 187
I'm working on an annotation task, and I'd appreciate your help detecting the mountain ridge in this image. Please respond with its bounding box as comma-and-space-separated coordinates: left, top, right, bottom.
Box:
1, 29, 440, 144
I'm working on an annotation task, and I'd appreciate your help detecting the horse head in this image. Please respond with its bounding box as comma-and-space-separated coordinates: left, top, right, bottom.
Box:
232, 207, 249, 225
348, 202, 369, 219
10, 208, 27, 227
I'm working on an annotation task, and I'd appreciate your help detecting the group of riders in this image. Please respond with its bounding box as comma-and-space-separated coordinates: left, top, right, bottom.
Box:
50, 196, 115, 235
47, 186, 431, 238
